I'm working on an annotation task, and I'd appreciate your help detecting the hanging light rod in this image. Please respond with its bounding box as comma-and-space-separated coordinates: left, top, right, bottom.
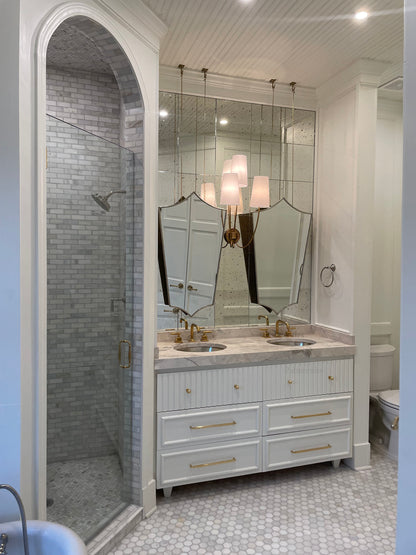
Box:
290, 81, 297, 93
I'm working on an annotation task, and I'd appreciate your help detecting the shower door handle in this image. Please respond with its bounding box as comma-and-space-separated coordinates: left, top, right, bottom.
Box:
119, 339, 132, 369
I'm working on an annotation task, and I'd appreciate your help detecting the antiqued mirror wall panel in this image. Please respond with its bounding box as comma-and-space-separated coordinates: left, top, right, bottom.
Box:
157, 91, 315, 330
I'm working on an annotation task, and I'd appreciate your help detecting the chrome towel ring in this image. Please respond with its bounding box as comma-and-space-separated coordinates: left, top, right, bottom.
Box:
320, 264, 336, 287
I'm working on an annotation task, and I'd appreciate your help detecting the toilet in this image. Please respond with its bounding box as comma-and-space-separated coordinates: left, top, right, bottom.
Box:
369, 344, 399, 460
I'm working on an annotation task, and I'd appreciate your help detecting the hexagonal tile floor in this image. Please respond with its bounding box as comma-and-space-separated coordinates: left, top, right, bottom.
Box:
109, 449, 396, 554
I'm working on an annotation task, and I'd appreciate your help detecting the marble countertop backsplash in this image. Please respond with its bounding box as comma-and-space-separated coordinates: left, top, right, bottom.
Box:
155, 324, 355, 373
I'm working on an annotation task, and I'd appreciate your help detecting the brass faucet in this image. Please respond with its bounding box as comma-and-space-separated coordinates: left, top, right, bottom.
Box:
189, 323, 200, 342
275, 319, 293, 337
258, 315, 270, 338
180, 317, 189, 330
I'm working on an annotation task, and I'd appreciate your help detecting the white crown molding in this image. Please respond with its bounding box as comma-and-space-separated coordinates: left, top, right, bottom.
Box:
160, 65, 317, 111
379, 61, 403, 88
97, 0, 167, 53
317, 59, 389, 107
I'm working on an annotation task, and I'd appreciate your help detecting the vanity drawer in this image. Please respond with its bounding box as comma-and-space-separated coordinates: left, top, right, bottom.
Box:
263, 358, 353, 400
157, 366, 262, 411
158, 403, 261, 449
263, 394, 352, 435
157, 439, 262, 488
263, 427, 351, 471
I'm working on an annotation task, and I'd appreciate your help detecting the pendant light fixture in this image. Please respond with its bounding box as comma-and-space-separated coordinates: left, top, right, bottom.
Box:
290, 81, 296, 205
199, 68, 217, 207
177, 63, 185, 201
220, 78, 278, 247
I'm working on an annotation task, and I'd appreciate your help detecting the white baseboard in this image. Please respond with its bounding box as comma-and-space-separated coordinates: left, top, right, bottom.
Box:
344, 442, 371, 470
142, 478, 156, 518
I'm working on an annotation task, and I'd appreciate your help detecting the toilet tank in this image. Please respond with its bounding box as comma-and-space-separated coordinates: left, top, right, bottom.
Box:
370, 344, 395, 391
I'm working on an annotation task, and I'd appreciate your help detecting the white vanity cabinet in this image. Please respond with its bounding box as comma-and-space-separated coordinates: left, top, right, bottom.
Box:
156, 358, 353, 496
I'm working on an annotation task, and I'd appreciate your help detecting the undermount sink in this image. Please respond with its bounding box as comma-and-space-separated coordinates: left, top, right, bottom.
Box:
174, 342, 227, 353
267, 338, 316, 347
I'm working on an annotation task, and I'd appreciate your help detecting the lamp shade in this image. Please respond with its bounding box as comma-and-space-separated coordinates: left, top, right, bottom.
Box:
231, 154, 248, 187
250, 176, 270, 208
220, 173, 240, 205
200, 182, 217, 207
234, 188, 244, 214
222, 159, 232, 175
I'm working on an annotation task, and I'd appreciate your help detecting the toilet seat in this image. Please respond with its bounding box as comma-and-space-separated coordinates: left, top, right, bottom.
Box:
378, 389, 400, 411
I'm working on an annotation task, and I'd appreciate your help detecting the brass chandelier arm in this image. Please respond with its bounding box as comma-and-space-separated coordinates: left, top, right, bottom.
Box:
236, 209, 261, 249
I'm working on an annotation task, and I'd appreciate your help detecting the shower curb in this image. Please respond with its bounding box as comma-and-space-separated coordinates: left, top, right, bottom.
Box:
87, 504, 143, 555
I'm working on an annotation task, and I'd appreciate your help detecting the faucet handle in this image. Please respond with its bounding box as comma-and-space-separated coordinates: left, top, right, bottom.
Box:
170, 332, 183, 344
0, 533, 8, 555
200, 330, 213, 342
285, 325, 295, 337
259, 328, 270, 338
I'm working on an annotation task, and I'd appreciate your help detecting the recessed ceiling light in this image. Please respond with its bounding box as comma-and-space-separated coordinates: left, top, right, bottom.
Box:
355, 10, 368, 20
220, 118, 228, 125
159, 109, 168, 118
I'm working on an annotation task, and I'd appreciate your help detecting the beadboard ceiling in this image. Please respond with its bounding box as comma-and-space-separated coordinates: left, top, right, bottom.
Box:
142, 0, 403, 88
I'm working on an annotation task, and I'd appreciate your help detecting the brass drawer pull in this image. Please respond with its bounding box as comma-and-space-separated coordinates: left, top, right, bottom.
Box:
186, 388, 192, 394
190, 421, 236, 430
288, 379, 293, 384
190, 457, 236, 469
328, 376, 335, 381
234, 384, 240, 390
291, 444, 332, 454
291, 411, 332, 420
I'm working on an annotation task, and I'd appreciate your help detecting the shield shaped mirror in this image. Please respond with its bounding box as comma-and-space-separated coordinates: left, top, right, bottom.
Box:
158, 192, 225, 316
240, 199, 311, 314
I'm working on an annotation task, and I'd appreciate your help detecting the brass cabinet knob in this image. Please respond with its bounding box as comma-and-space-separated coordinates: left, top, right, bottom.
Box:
234, 384, 240, 390
186, 388, 192, 394
288, 379, 293, 384
328, 376, 335, 381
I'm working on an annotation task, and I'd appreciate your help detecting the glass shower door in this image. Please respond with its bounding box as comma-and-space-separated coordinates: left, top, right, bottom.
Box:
46, 115, 136, 541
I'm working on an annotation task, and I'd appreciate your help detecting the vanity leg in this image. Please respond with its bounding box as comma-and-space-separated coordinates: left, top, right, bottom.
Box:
163, 487, 173, 498
332, 459, 341, 469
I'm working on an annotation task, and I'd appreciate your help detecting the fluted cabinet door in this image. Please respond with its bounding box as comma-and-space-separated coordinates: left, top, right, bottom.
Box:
263, 359, 353, 400
157, 366, 262, 411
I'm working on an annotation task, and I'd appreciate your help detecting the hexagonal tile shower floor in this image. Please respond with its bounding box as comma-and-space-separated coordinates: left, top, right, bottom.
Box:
47, 454, 124, 542
110, 450, 396, 555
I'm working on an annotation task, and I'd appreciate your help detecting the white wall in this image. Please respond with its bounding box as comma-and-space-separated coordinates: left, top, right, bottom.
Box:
396, 1, 416, 551
371, 97, 402, 388
0, 0, 165, 520
313, 89, 356, 333
0, 0, 22, 521
314, 60, 386, 469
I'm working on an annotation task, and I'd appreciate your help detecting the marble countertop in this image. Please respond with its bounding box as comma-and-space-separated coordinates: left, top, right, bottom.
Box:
155, 324, 355, 373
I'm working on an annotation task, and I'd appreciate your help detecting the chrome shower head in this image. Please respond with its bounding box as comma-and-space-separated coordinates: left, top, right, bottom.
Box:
92, 193, 111, 212
91, 190, 126, 212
